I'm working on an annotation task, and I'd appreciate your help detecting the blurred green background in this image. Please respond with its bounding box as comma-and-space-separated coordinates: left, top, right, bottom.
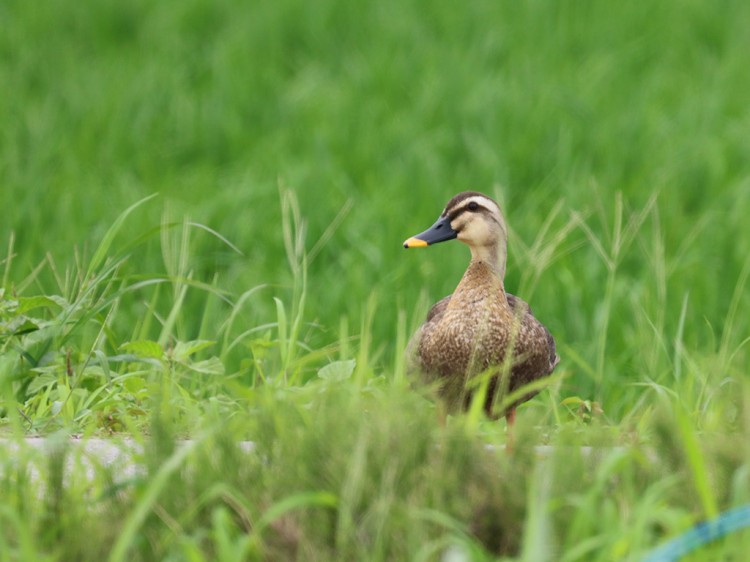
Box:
2, 0, 749, 416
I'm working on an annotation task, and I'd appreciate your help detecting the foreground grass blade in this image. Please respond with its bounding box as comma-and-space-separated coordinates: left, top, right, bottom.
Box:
86, 194, 158, 280
108, 436, 204, 562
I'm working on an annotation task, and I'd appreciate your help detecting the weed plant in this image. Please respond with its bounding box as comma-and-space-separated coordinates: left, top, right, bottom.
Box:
1, 0, 750, 559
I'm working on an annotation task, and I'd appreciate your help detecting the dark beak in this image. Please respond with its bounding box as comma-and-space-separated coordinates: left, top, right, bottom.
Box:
403, 215, 458, 248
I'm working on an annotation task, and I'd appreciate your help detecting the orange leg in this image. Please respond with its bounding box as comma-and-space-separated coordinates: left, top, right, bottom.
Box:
505, 408, 516, 452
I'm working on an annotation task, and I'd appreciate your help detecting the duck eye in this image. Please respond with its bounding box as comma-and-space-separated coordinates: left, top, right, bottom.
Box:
468, 202, 479, 211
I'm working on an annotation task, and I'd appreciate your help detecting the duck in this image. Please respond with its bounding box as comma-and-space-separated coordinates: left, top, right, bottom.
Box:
403, 191, 559, 426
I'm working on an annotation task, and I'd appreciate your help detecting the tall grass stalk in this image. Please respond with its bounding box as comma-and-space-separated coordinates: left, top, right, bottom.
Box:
572, 192, 656, 399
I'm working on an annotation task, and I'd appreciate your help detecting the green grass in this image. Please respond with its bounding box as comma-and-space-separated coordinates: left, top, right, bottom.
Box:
1, 0, 750, 559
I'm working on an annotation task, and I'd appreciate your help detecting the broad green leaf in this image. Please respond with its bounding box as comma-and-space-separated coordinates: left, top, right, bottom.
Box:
187, 357, 226, 375
173, 339, 216, 361
16, 296, 63, 314
318, 359, 356, 382
123, 376, 147, 394
560, 396, 585, 406
26, 372, 58, 395
3, 316, 42, 335
51, 400, 63, 416
119, 340, 165, 360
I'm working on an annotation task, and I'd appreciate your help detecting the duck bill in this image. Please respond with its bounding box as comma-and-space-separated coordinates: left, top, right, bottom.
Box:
403, 216, 458, 248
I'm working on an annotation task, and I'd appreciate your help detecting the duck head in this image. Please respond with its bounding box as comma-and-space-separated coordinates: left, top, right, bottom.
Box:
403, 191, 508, 276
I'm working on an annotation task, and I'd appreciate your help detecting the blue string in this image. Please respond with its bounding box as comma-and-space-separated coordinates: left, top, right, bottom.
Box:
642, 504, 750, 562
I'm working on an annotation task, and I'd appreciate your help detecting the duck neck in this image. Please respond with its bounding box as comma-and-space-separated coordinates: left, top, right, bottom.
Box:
451, 254, 508, 310
469, 242, 506, 280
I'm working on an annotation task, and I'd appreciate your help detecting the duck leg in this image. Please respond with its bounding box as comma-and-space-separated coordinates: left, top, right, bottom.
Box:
505, 408, 516, 451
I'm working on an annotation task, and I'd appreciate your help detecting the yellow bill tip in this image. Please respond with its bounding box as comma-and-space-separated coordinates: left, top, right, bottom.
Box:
403, 237, 429, 248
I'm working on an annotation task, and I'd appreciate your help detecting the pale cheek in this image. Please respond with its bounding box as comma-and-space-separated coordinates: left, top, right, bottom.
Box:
462, 223, 490, 245
478, 224, 492, 244
455, 224, 473, 243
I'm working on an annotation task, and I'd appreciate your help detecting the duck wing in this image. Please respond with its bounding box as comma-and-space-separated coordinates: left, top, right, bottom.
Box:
405, 295, 451, 374
506, 292, 559, 371
425, 294, 451, 322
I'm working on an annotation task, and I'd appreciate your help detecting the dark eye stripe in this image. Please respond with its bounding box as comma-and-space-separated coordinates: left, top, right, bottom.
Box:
448, 202, 485, 221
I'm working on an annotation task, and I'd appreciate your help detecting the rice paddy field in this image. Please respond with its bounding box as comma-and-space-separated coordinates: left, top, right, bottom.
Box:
1, 0, 750, 559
